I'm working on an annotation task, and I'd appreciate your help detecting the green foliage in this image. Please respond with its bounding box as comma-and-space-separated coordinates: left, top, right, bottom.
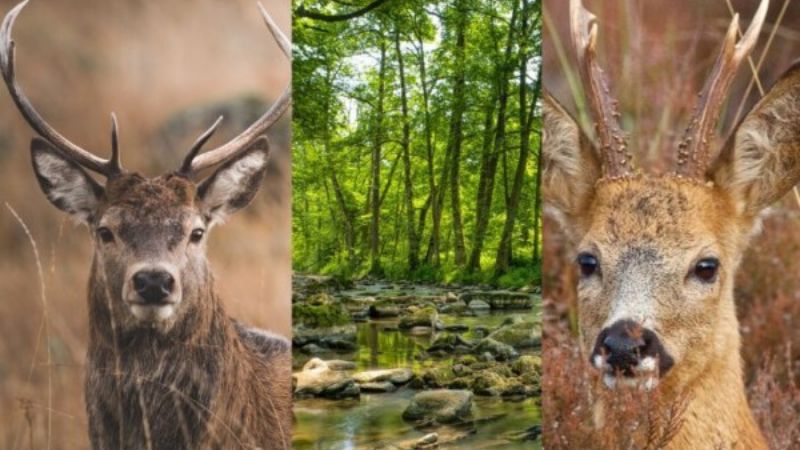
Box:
293, 0, 542, 286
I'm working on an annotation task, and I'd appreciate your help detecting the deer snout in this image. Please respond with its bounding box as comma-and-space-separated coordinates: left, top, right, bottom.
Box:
132, 269, 175, 304
591, 320, 674, 383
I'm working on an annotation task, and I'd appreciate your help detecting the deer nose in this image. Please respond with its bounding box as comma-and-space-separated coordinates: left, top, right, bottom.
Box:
132, 270, 174, 303
592, 320, 673, 376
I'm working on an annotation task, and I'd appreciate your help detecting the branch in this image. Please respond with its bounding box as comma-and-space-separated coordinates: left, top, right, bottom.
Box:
296, 0, 391, 22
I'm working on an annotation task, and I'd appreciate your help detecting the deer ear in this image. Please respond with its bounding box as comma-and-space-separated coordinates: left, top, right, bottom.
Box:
542, 92, 602, 238
30, 137, 103, 223
713, 63, 800, 217
197, 136, 271, 225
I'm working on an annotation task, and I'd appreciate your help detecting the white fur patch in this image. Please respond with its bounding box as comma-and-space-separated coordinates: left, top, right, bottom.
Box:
203, 151, 267, 223
35, 152, 99, 222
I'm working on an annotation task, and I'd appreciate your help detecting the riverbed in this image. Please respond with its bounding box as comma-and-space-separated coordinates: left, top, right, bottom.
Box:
292, 280, 541, 449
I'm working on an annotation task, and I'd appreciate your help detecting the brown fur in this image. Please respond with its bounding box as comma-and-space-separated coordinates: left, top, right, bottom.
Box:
30, 138, 291, 450
543, 60, 800, 449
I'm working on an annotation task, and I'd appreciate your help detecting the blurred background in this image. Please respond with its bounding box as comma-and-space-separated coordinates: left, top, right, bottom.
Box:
0, 0, 290, 448
543, 1, 800, 448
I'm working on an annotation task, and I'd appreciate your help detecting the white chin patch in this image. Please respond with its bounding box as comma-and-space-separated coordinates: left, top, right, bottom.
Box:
597, 355, 660, 391
603, 373, 659, 391
130, 304, 177, 322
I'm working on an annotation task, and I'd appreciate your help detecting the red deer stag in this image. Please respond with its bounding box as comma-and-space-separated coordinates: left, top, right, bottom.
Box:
0, 1, 292, 449
544, 0, 799, 447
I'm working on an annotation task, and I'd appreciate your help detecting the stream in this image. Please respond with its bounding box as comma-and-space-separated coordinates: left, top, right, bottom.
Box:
292, 280, 541, 449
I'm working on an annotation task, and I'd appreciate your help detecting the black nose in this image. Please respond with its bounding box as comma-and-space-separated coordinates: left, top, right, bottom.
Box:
132, 270, 174, 303
592, 319, 674, 376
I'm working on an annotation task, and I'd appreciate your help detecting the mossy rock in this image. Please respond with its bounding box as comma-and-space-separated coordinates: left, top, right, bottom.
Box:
293, 303, 352, 328
399, 306, 438, 329
421, 366, 458, 388
488, 320, 541, 349
512, 354, 541, 376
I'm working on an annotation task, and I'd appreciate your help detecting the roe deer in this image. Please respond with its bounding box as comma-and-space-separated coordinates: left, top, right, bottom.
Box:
0, 1, 292, 449
543, 0, 799, 447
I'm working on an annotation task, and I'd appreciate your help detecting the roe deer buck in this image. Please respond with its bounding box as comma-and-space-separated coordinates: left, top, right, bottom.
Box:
0, 1, 292, 449
543, 0, 800, 447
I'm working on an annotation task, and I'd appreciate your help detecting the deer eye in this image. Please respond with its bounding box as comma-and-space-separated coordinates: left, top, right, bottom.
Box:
577, 252, 599, 278
97, 227, 114, 243
190, 228, 205, 243
693, 258, 719, 283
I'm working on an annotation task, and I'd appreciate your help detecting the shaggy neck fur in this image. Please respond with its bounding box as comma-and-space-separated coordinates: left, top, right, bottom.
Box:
84, 258, 291, 450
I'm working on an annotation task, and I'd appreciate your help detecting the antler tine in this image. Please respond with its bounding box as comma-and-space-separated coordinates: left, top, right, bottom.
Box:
569, 0, 631, 179
185, 3, 291, 175
676, 0, 769, 178
109, 113, 123, 175
0, 0, 121, 177
178, 115, 223, 175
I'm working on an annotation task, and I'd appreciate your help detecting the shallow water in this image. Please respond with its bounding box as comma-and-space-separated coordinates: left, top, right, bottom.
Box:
293, 282, 540, 449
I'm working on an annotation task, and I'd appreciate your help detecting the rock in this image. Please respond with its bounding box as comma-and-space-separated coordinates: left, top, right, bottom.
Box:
320, 335, 357, 351
293, 358, 360, 399
300, 343, 325, 354
292, 274, 353, 297
474, 338, 518, 361
468, 300, 491, 311
427, 334, 473, 353
420, 366, 458, 388
439, 301, 468, 314
293, 302, 352, 328
512, 354, 541, 375
353, 368, 414, 385
360, 381, 398, 393
461, 291, 535, 310
402, 389, 473, 424
368, 301, 401, 318
414, 433, 439, 448
292, 324, 357, 350
488, 320, 541, 349
399, 306, 438, 329
478, 352, 495, 362
326, 360, 357, 371
409, 326, 434, 336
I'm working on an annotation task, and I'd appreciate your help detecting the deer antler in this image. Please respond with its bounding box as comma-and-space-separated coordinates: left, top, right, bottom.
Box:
676, 0, 768, 178
0, 0, 124, 177
570, 0, 630, 179
181, 2, 292, 176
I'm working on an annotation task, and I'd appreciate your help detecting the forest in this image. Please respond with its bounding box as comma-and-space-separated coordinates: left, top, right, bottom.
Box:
293, 0, 541, 287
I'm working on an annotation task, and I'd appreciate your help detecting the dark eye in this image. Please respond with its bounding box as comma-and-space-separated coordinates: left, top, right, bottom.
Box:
97, 227, 114, 243
577, 252, 599, 277
190, 228, 205, 243
693, 258, 719, 283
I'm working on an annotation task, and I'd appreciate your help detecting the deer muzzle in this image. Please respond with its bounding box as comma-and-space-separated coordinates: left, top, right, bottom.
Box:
590, 319, 674, 390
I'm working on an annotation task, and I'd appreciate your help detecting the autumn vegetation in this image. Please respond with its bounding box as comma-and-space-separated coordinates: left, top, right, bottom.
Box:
542, 0, 800, 448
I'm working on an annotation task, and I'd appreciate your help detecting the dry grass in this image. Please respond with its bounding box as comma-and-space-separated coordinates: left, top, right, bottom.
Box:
0, 0, 290, 448
543, 0, 800, 448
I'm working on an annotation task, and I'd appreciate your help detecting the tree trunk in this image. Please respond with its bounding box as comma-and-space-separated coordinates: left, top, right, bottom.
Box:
369, 36, 387, 277
447, 0, 468, 266
495, 5, 539, 274
467, 2, 519, 272
395, 25, 420, 272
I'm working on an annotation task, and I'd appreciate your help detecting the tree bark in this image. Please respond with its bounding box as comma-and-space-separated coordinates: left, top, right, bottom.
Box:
467, 2, 519, 272
394, 25, 420, 272
369, 36, 387, 277
495, 3, 539, 274
447, 0, 468, 266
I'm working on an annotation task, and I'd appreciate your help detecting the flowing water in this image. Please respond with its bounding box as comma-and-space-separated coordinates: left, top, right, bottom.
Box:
293, 282, 541, 449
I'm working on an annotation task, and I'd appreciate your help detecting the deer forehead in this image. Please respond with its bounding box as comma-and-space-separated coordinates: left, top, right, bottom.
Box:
583, 177, 739, 258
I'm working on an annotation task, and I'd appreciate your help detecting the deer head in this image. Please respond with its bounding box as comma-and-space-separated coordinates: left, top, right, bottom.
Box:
0, 0, 290, 332
544, 0, 800, 395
